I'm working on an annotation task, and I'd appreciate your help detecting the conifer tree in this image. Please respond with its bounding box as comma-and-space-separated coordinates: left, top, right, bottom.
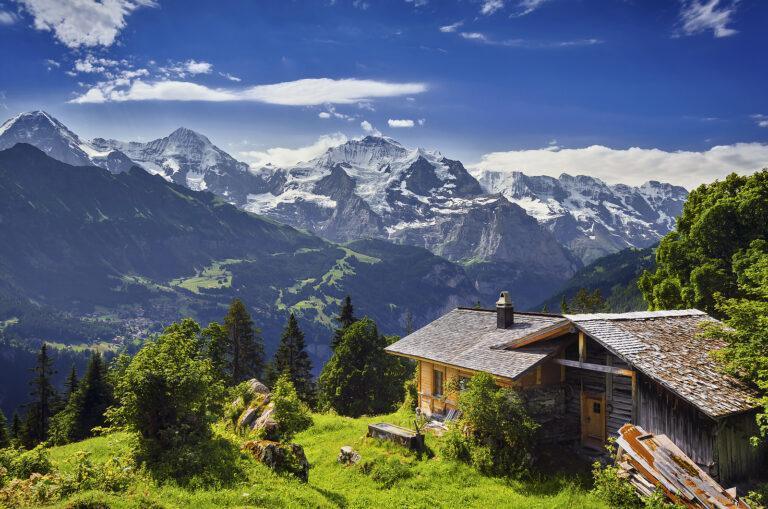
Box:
201, 321, 228, 383
225, 299, 264, 383
331, 295, 357, 349
0, 409, 9, 448
65, 365, 79, 402
66, 352, 113, 441
319, 318, 410, 417
269, 313, 315, 405
24, 343, 57, 445
10, 411, 22, 444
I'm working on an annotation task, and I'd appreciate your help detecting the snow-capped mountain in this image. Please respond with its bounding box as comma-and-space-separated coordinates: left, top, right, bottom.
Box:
246, 136, 580, 291
472, 170, 688, 263
0, 111, 135, 173
92, 127, 263, 204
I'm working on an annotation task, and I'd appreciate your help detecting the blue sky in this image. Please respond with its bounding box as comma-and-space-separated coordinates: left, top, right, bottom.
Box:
0, 0, 767, 186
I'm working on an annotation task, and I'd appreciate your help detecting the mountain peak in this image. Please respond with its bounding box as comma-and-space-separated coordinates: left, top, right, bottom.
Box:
168, 126, 210, 144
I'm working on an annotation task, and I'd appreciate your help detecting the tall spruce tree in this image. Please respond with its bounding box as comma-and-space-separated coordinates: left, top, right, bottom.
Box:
201, 321, 228, 383
24, 343, 57, 445
66, 352, 113, 441
331, 295, 357, 349
269, 314, 315, 405
225, 299, 264, 383
404, 309, 415, 336
0, 409, 9, 448
10, 411, 22, 444
64, 365, 79, 402
319, 318, 410, 417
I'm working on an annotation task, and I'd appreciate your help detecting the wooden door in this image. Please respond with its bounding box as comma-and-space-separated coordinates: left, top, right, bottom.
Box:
582, 393, 606, 446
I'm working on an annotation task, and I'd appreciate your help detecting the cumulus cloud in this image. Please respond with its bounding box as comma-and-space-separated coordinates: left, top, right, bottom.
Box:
678, 0, 739, 38
74, 54, 119, 73
469, 143, 768, 189
388, 118, 415, 128
239, 133, 348, 168
71, 77, 427, 105
480, 0, 504, 15
439, 20, 463, 33
16, 0, 156, 48
318, 104, 355, 121
753, 114, 768, 128
159, 59, 214, 78
361, 120, 382, 136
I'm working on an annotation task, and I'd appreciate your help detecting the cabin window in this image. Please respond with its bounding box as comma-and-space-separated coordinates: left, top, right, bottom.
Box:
433, 369, 444, 397
458, 375, 471, 391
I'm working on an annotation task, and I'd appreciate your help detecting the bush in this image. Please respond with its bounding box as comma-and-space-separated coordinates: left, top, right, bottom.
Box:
271, 373, 313, 442
361, 457, 413, 488
108, 319, 225, 473
10, 445, 53, 479
444, 371, 538, 477
591, 460, 640, 509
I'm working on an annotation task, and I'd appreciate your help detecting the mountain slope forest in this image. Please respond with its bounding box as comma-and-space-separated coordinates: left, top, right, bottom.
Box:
537, 246, 655, 313
0, 143, 481, 415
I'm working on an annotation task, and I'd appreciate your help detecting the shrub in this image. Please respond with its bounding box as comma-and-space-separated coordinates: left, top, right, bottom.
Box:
11, 445, 53, 479
108, 319, 225, 473
271, 373, 313, 442
591, 459, 640, 509
361, 457, 413, 488
446, 371, 538, 477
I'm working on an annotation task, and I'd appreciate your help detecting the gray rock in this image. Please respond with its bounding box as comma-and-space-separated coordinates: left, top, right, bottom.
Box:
238, 407, 260, 429
338, 445, 361, 465
247, 379, 270, 395
243, 440, 310, 482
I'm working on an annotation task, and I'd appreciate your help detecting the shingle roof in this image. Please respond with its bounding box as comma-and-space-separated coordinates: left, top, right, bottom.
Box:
566, 310, 758, 419
385, 308, 569, 380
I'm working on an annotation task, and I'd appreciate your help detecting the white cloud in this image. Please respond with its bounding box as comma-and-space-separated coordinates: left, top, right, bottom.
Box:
480, 0, 504, 15
460, 32, 488, 41
752, 114, 768, 128
361, 120, 382, 136
458, 31, 601, 48
512, 0, 550, 17
678, 0, 739, 38
44, 58, 60, 70
388, 118, 415, 128
74, 54, 119, 73
469, 143, 768, 189
0, 9, 19, 25
16, 0, 156, 48
318, 111, 332, 119
352, 0, 369, 9
318, 104, 355, 121
219, 72, 241, 82
405, 0, 428, 6
439, 20, 463, 33
71, 77, 427, 105
239, 133, 348, 168
184, 59, 212, 75
417, 118, 426, 126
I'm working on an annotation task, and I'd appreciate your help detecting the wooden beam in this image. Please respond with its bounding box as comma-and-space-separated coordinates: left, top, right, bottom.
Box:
502, 321, 574, 350
631, 371, 638, 423
554, 358, 635, 377
578, 331, 586, 363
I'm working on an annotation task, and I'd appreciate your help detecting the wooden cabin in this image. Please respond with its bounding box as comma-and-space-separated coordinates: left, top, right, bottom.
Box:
385, 292, 766, 484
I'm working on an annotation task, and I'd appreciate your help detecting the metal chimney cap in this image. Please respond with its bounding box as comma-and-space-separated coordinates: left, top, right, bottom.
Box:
497, 291, 512, 306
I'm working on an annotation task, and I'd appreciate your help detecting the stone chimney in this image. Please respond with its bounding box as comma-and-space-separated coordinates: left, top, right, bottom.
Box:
496, 291, 514, 329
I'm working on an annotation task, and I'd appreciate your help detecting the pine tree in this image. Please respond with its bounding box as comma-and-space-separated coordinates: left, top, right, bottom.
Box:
201, 321, 228, 383
225, 299, 264, 383
66, 352, 113, 441
65, 365, 79, 402
0, 409, 9, 448
331, 295, 357, 349
10, 411, 22, 444
24, 343, 57, 445
319, 318, 410, 417
270, 313, 315, 406
560, 295, 569, 314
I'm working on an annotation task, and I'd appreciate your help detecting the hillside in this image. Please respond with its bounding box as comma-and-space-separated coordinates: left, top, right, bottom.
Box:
0, 144, 478, 361
33, 411, 605, 509
536, 246, 655, 312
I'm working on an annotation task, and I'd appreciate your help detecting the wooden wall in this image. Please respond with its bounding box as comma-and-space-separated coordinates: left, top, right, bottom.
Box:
714, 410, 767, 483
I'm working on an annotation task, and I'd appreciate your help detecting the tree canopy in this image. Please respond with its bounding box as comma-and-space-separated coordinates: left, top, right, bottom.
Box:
266, 313, 315, 406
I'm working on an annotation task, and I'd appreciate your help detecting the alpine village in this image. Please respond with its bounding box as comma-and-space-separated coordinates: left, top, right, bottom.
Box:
1, 2, 768, 508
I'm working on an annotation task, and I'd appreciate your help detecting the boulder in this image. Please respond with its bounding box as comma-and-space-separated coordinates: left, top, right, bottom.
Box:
247, 378, 270, 395
238, 406, 260, 429
337, 446, 361, 465
243, 440, 310, 482
252, 406, 279, 439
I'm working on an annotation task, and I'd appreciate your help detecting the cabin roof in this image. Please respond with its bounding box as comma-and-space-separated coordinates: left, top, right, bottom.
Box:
384, 308, 569, 380
565, 310, 758, 418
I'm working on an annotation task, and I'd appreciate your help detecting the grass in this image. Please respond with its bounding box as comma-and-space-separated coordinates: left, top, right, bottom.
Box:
169, 259, 241, 294
32, 410, 607, 509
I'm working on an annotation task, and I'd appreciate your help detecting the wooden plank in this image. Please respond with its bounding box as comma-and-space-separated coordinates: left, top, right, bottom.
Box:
503, 321, 573, 349
579, 331, 586, 363
554, 358, 635, 377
